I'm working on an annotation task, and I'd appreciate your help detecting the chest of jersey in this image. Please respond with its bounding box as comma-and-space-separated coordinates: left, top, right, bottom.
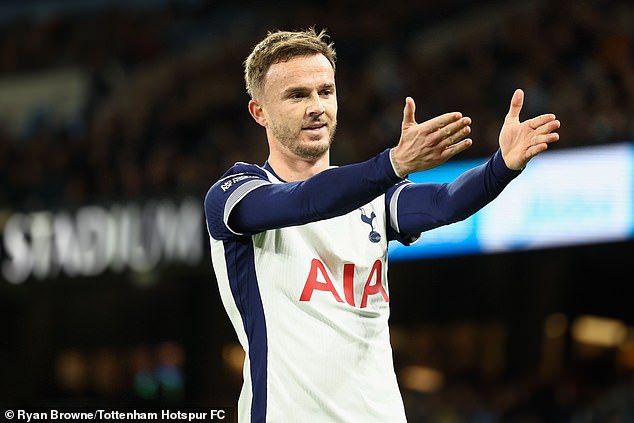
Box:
251, 196, 390, 311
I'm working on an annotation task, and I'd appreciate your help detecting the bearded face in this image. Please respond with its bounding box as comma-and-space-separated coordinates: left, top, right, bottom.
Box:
254, 54, 338, 161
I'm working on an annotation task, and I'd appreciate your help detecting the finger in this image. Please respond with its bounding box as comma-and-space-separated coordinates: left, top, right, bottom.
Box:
442, 123, 472, 147
402, 97, 417, 127
504, 88, 524, 124
531, 132, 560, 145
526, 114, 557, 130
525, 142, 549, 160
442, 138, 473, 158
439, 116, 471, 140
421, 112, 463, 135
533, 119, 561, 135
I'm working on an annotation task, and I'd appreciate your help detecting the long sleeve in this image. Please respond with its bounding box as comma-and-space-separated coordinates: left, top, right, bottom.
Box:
204, 149, 402, 240
392, 149, 521, 237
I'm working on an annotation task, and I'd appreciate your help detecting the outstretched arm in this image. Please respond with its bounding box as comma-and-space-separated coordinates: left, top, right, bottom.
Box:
393, 150, 520, 236
390, 89, 561, 238
206, 150, 402, 239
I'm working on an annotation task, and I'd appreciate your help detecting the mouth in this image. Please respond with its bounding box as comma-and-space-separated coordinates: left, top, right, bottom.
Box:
302, 122, 327, 135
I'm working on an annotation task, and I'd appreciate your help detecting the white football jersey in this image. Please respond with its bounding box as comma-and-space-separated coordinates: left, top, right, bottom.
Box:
207, 163, 409, 423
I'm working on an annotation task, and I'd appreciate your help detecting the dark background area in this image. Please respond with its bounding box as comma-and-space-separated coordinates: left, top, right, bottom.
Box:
1, 0, 633, 421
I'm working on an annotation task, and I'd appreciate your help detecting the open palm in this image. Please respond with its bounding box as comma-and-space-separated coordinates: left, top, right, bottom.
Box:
499, 89, 560, 170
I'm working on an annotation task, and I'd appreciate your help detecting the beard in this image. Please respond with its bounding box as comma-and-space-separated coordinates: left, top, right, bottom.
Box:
270, 119, 337, 160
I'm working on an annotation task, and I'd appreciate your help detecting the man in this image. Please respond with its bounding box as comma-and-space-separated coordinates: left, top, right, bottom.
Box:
204, 28, 559, 423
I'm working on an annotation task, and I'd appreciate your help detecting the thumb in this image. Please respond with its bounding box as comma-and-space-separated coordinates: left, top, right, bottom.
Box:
504, 89, 524, 124
402, 97, 417, 127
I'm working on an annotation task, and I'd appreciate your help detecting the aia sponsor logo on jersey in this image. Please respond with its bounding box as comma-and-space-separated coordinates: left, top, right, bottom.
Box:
299, 258, 389, 308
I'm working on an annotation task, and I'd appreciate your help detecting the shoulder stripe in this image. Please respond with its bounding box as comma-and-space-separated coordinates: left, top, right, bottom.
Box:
389, 182, 410, 233
223, 179, 271, 235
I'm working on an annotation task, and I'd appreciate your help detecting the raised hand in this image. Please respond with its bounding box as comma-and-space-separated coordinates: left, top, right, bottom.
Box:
499, 89, 560, 170
391, 97, 472, 176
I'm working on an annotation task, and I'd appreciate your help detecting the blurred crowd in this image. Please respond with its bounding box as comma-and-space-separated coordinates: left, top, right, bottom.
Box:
0, 0, 633, 211
1, 1, 634, 421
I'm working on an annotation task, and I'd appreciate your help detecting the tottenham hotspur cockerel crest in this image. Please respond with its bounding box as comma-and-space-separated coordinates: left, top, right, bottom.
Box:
359, 207, 381, 243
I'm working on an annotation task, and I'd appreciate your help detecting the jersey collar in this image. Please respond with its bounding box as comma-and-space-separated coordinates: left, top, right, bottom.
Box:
263, 161, 287, 183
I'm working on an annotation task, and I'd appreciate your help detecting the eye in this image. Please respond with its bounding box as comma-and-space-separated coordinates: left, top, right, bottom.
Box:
320, 86, 335, 97
287, 91, 307, 100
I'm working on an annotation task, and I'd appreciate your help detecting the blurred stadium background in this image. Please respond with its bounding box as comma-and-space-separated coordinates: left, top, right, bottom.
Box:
1, 0, 633, 421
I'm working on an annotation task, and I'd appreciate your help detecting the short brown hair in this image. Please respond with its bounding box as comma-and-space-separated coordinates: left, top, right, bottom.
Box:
244, 27, 336, 98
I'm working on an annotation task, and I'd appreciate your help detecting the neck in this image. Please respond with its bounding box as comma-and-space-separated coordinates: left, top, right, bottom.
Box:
267, 151, 330, 182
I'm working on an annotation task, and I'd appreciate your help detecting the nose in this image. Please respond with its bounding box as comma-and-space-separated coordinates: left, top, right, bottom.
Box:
306, 92, 325, 116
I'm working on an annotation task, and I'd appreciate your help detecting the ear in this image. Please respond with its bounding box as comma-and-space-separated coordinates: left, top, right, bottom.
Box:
248, 99, 267, 127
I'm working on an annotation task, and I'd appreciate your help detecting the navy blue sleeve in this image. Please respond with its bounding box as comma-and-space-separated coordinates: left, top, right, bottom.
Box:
205, 149, 402, 240
204, 163, 272, 240
394, 149, 521, 237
